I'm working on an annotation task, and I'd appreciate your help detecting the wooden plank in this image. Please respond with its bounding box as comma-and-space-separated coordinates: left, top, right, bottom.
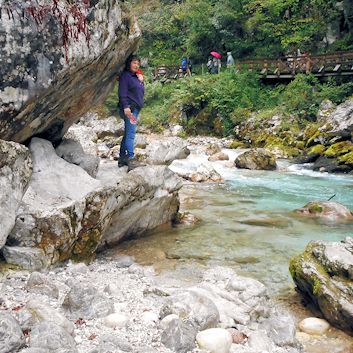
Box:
333, 64, 341, 72
318, 66, 325, 73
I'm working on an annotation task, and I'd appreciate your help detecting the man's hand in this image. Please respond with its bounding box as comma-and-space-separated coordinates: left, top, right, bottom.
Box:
124, 107, 136, 124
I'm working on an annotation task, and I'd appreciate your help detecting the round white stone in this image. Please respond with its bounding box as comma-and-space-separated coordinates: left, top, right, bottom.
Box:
103, 313, 128, 328
141, 311, 159, 324
196, 328, 233, 353
298, 317, 330, 335
160, 314, 179, 330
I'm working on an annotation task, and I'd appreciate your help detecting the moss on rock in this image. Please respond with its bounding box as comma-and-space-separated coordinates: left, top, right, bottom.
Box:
324, 141, 353, 158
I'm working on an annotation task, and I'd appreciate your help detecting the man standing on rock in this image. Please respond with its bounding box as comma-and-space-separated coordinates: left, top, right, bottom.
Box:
118, 55, 145, 170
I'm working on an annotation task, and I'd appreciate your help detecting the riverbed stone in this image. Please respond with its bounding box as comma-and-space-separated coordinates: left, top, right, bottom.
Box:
235, 148, 277, 170
196, 328, 232, 353
26, 300, 75, 335
29, 321, 78, 353
0, 312, 25, 353
298, 317, 330, 335
160, 290, 220, 330
0, 139, 32, 249
290, 237, 353, 334
103, 313, 129, 328
208, 152, 229, 161
98, 334, 133, 352
161, 318, 198, 353
26, 272, 59, 298
62, 280, 114, 319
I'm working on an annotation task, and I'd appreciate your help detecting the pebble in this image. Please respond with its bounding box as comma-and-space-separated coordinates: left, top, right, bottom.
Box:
298, 317, 330, 335
103, 313, 129, 328
196, 328, 233, 353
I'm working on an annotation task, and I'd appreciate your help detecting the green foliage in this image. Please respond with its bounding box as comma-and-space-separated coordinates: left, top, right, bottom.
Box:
129, 0, 351, 64
136, 72, 353, 136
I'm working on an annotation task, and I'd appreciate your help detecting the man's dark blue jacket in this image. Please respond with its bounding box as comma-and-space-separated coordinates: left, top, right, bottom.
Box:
118, 70, 145, 109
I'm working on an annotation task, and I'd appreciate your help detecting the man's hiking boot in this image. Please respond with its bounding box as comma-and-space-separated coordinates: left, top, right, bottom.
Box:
127, 158, 144, 172
118, 157, 128, 168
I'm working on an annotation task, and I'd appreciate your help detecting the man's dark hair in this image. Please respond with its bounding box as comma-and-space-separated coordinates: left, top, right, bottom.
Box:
125, 55, 141, 71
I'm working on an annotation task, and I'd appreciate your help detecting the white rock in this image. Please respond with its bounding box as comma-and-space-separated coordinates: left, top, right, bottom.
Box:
160, 314, 179, 330
196, 328, 232, 353
141, 311, 159, 324
298, 317, 330, 335
103, 313, 129, 328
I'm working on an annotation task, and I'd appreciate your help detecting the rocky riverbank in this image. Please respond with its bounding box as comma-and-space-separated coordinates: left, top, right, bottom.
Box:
1, 255, 304, 353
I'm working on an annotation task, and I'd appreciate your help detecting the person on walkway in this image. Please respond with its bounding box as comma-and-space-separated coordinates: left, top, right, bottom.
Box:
226, 52, 235, 68
118, 55, 145, 170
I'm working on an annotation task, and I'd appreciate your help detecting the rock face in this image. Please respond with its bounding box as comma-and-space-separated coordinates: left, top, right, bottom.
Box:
0, 139, 32, 249
235, 149, 277, 170
0, 1, 140, 144
295, 201, 353, 222
290, 237, 353, 334
2, 137, 181, 269
302, 98, 353, 173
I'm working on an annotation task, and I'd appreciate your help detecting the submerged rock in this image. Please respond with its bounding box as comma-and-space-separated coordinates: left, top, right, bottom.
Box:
0, 140, 32, 249
0, 1, 140, 144
235, 148, 277, 170
290, 237, 353, 334
295, 201, 353, 222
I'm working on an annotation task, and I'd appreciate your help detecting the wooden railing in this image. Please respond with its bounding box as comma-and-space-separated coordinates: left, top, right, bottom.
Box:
236, 50, 353, 78
152, 50, 353, 80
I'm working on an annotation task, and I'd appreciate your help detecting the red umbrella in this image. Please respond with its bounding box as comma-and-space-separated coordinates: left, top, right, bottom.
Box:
210, 51, 222, 59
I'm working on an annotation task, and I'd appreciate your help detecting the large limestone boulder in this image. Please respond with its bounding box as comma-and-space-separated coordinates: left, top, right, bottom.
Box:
235, 149, 277, 170
0, 1, 140, 144
290, 237, 353, 334
0, 140, 32, 249
145, 137, 190, 165
2, 137, 182, 269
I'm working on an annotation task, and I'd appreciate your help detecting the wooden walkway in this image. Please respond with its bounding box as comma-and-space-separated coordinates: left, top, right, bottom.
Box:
237, 50, 353, 79
153, 50, 353, 80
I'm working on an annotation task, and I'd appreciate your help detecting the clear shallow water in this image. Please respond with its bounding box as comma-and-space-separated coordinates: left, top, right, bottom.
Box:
118, 153, 353, 295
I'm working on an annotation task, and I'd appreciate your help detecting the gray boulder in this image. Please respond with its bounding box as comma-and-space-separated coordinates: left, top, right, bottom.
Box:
0, 140, 32, 248
290, 237, 353, 334
160, 290, 220, 330
235, 148, 277, 170
0, 1, 140, 144
26, 272, 59, 298
26, 300, 75, 335
0, 312, 25, 353
29, 321, 78, 353
145, 137, 190, 165
161, 318, 198, 353
55, 139, 100, 177
62, 280, 114, 319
